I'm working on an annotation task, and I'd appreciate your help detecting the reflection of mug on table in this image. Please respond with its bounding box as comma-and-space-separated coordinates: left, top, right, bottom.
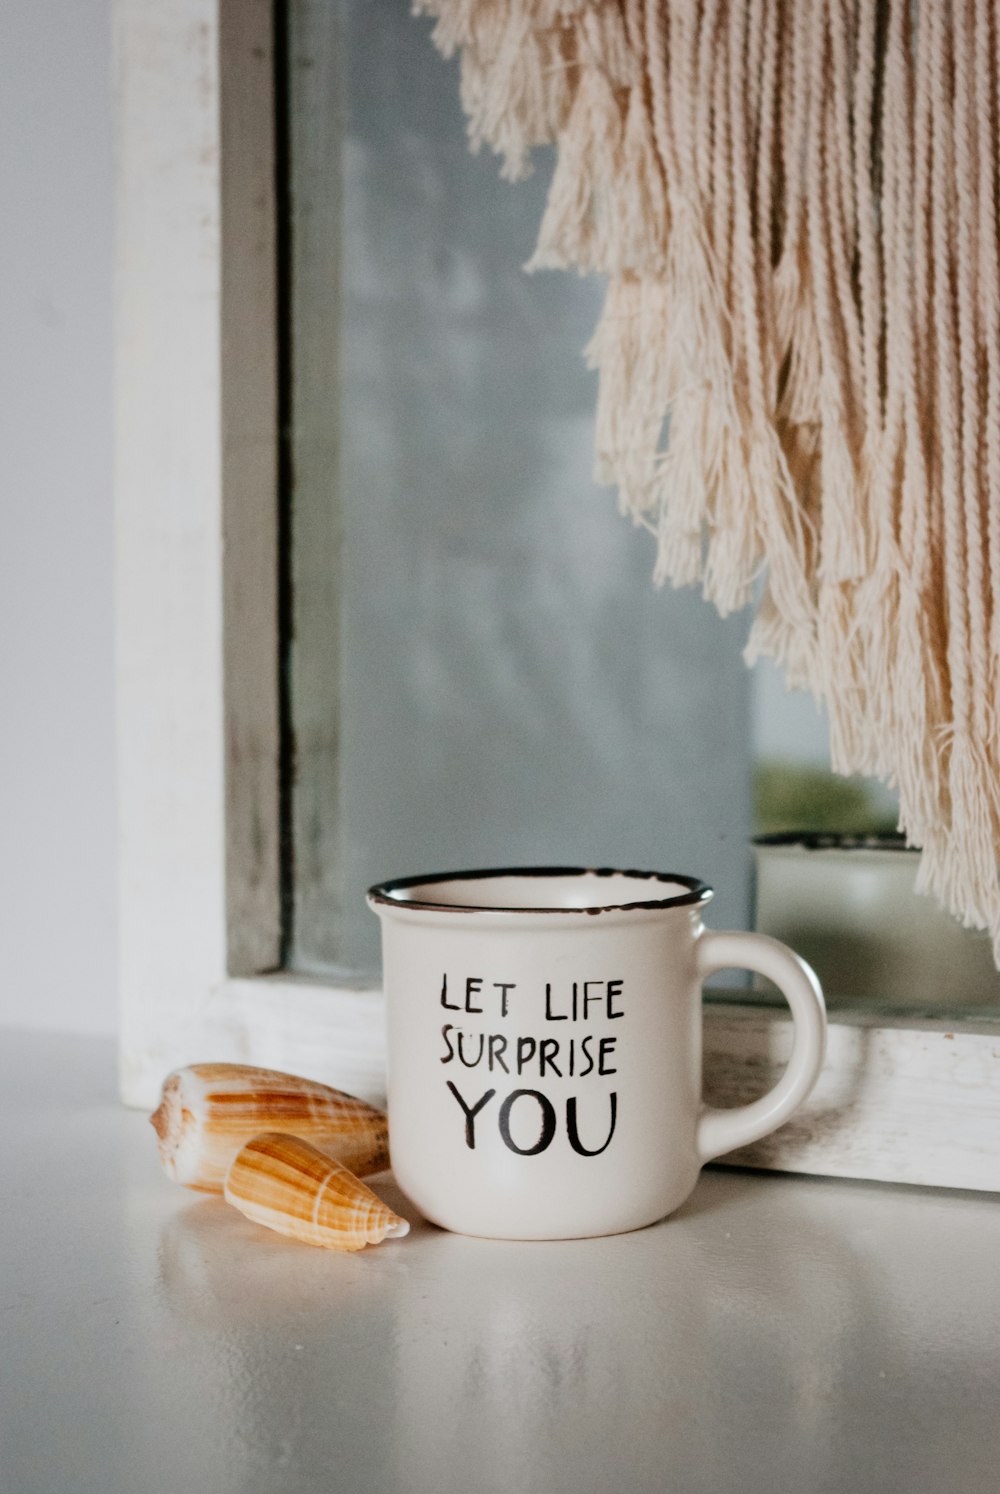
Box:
368, 867, 826, 1240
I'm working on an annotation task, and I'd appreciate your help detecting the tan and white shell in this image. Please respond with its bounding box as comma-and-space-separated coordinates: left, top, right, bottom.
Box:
150, 1063, 390, 1191
224, 1133, 410, 1252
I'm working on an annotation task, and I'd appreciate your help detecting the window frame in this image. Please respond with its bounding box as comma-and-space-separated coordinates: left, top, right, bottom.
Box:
115, 0, 1000, 1190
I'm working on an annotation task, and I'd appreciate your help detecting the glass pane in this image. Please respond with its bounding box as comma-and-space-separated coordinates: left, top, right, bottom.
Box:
751, 660, 1000, 1014
283, 0, 1000, 1015
285, 0, 751, 979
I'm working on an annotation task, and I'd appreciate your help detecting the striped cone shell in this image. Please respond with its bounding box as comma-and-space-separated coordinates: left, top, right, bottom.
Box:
224, 1133, 410, 1251
150, 1063, 389, 1191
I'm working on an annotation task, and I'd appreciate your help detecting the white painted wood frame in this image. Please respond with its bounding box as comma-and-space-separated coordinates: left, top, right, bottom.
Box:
114, 0, 1000, 1190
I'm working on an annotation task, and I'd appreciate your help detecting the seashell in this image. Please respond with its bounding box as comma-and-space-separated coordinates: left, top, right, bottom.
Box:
224, 1133, 410, 1251
150, 1063, 390, 1191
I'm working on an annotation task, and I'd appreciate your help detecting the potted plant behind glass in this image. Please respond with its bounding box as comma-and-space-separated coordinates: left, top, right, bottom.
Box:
752, 765, 1000, 1014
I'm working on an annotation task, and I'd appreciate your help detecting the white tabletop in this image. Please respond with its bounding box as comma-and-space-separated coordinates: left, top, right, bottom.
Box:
3, 1028, 1000, 1494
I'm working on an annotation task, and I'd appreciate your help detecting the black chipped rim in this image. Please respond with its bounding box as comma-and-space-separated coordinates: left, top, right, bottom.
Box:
753, 831, 912, 852
366, 865, 713, 916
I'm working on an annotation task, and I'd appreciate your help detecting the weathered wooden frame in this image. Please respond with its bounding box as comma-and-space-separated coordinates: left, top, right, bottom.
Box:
115, 0, 1000, 1189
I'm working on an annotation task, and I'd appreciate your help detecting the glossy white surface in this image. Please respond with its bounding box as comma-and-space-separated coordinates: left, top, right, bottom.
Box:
4, 1029, 1000, 1494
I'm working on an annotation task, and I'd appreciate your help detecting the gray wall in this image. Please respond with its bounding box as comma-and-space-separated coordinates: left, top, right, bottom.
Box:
0, 0, 116, 1034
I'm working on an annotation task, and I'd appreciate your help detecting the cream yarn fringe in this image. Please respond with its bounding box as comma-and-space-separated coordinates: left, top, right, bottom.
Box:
415, 0, 1000, 961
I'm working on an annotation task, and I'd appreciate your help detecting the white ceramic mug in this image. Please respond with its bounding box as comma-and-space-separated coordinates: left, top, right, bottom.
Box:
367, 867, 826, 1240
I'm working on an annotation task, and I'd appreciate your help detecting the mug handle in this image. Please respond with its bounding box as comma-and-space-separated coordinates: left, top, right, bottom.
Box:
696, 930, 827, 1163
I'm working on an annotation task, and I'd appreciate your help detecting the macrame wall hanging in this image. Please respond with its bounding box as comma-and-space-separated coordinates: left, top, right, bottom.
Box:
415, 0, 1000, 960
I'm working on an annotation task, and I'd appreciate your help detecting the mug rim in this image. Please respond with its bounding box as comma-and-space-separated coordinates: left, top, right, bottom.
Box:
366, 865, 713, 916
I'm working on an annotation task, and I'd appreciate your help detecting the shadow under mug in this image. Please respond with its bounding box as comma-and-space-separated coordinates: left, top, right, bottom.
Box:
368, 867, 826, 1241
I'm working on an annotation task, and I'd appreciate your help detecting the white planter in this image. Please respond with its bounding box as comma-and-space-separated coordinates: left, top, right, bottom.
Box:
753, 834, 1000, 1012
